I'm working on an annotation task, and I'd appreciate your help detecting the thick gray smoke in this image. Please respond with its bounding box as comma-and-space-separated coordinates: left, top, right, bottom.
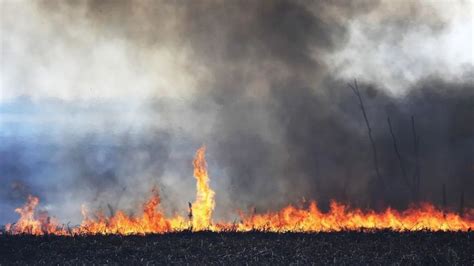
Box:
0, 0, 472, 224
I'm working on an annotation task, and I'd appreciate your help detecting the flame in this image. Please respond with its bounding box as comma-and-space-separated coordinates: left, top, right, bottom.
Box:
75, 191, 173, 235
5, 146, 474, 235
5, 195, 67, 235
234, 201, 474, 232
191, 145, 215, 231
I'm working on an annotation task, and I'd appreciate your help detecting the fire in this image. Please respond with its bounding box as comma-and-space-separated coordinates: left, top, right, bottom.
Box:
4, 146, 474, 235
5, 195, 67, 235
190, 146, 215, 231
235, 201, 474, 232
75, 190, 173, 235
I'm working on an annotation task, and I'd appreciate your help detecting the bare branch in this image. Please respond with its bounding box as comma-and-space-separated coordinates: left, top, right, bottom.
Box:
411, 115, 421, 201
387, 116, 411, 192
349, 79, 384, 188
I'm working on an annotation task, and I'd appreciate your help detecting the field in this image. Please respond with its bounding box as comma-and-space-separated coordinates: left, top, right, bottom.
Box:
1, 231, 473, 264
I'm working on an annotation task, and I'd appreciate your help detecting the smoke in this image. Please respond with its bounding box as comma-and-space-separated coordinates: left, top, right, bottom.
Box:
0, 0, 472, 224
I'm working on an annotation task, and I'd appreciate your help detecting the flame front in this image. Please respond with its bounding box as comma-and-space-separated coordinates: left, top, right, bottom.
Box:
5, 146, 474, 235
234, 201, 474, 232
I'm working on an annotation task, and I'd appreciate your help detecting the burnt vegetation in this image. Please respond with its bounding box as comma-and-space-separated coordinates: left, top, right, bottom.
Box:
1, 231, 473, 264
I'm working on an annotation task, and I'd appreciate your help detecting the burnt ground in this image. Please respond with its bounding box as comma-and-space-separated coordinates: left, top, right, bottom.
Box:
0, 231, 473, 265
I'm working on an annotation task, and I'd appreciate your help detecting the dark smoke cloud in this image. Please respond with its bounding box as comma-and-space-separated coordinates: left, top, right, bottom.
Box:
1, 0, 472, 224
207, 76, 474, 212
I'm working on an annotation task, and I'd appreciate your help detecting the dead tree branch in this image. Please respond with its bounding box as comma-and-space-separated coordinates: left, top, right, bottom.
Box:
349, 80, 384, 188
411, 116, 421, 201
387, 116, 411, 192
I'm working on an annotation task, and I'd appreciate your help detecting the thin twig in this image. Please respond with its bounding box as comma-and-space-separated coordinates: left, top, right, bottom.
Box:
411, 116, 420, 201
387, 116, 411, 191
349, 79, 384, 188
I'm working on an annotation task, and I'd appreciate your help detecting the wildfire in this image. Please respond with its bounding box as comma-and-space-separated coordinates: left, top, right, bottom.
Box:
4, 146, 474, 235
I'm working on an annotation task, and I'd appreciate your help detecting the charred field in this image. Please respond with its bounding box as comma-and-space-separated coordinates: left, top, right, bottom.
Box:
1, 231, 473, 265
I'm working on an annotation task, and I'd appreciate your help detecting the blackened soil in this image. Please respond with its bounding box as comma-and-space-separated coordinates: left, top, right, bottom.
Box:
0, 231, 473, 265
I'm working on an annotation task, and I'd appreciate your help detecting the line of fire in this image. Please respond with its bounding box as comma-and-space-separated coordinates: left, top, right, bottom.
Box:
4, 144, 473, 235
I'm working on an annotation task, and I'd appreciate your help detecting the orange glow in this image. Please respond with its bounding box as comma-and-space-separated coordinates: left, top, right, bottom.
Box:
5, 147, 474, 235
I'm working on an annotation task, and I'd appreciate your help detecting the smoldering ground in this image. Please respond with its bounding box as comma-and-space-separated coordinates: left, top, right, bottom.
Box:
0, 0, 472, 224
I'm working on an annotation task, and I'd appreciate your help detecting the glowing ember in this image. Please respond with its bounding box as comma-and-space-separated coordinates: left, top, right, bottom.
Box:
5, 146, 474, 235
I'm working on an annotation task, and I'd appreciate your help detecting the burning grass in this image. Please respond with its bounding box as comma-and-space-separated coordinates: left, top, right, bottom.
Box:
4, 146, 474, 236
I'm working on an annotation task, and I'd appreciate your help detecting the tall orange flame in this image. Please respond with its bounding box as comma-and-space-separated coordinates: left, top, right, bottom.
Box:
191, 145, 215, 231
4, 146, 474, 235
